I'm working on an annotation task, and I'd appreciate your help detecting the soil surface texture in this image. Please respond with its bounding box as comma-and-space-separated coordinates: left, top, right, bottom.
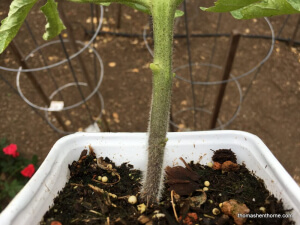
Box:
41, 148, 295, 225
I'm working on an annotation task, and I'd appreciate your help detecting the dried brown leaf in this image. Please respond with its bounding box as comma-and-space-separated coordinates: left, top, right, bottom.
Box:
165, 164, 200, 195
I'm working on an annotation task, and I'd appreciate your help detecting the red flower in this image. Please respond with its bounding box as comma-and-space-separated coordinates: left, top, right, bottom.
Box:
21, 164, 35, 178
3, 144, 19, 158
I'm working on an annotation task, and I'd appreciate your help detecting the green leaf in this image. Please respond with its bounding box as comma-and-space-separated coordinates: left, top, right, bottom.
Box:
122, 2, 151, 14
0, 138, 7, 149
5, 179, 24, 198
0, 0, 38, 54
31, 155, 38, 166
231, 0, 300, 19
200, 0, 260, 12
175, 10, 184, 18
40, 0, 66, 40
287, 0, 300, 11
99, 3, 111, 6
67, 0, 151, 15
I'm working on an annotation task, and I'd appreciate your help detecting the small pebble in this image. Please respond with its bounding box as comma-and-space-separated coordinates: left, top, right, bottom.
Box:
259, 206, 266, 213
128, 195, 137, 204
107, 164, 113, 170
204, 181, 210, 187
212, 208, 220, 215
137, 215, 150, 224
207, 162, 213, 168
102, 176, 108, 183
137, 203, 147, 213
212, 162, 222, 170
50, 221, 62, 225
153, 213, 165, 219
203, 187, 209, 192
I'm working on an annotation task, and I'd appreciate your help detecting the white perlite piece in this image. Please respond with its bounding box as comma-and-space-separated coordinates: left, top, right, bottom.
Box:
101, 176, 108, 183
128, 196, 137, 204
204, 181, 210, 187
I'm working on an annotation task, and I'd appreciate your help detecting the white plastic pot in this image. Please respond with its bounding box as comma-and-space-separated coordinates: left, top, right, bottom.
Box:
1, 131, 299, 224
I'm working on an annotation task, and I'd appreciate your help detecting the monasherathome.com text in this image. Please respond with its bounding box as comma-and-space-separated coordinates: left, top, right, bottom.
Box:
238, 213, 293, 219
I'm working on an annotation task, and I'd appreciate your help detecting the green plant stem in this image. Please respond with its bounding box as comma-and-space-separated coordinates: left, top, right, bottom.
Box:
141, 0, 181, 204
69, 0, 183, 204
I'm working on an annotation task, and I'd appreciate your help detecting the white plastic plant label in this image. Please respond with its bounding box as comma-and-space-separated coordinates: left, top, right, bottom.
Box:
49, 101, 64, 111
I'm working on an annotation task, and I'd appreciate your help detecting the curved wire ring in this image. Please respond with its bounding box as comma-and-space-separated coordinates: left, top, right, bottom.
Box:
143, 25, 154, 57
45, 82, 105, 135
173, 17, 274, 85
16, 40, 104, 111
170, 64, 243, 130
143, 17, 274, 85
169, 107, 224, 130
0, 5, 104, 73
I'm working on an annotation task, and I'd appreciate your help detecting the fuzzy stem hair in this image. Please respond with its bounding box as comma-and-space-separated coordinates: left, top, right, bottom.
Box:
141, 0, 182, 204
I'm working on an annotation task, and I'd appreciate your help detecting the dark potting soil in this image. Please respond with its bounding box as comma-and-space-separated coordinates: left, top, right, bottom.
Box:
40, 148, 295, 225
